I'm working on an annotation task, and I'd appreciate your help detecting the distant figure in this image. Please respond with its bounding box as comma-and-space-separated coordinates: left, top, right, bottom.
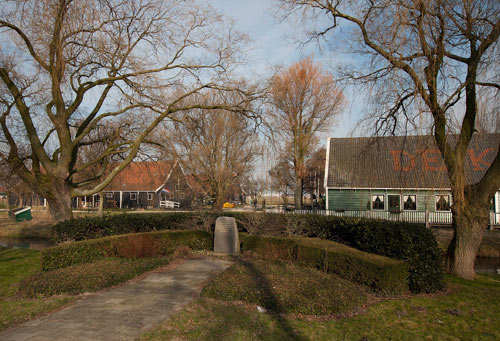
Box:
253, 198, 257, 210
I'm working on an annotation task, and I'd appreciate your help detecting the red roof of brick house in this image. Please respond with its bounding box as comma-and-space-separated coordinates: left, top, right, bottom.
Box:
104, 161, 173, 192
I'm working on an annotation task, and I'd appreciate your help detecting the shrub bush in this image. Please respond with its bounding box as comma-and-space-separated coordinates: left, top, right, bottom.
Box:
51, 212, 443, 293
240, 234, 408, 295
20, 258, 169, 297
52, 212, 197, 243
201, 258, 371, 315
42, 230, 212, 271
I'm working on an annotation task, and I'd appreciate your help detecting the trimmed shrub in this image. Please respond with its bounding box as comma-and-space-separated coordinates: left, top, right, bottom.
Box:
20, 258, 169, 297
52, 212, 197, 243
201, 259, 371, 315
42, 230, 212, 271
302, 216, 444, 293
51, 211, 443, 293
240, 234, 408, 295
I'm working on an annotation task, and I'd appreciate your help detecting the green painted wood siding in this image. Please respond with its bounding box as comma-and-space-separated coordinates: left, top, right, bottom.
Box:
328, 189, 452, 212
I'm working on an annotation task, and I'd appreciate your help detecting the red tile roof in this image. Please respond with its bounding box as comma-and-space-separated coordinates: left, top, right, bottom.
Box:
105, 161, 173, 192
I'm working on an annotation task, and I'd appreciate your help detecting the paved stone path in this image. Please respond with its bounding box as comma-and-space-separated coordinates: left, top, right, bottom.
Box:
1, 257, 232, 341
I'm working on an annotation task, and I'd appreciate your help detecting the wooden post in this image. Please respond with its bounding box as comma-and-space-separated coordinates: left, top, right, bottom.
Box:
98, 192, 104, 217
425, 208, 430, 228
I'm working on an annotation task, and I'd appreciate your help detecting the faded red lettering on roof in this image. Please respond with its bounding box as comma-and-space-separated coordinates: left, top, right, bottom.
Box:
391, 150, 416, 172
422, 149, 446, 171
468, 148, 493, 171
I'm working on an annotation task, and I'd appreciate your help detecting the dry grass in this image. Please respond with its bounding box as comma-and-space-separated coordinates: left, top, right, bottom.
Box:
0, 209, 53, 238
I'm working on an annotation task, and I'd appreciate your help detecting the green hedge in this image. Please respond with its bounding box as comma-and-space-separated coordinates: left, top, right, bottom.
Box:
20, 258, 169, 297
42, 230, 212, 271
52, 212, 197, 243
240, 234, 408, 295
51, 212, 443, 293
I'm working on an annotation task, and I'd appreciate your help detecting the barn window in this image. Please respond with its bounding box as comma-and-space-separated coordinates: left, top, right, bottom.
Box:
435, 195, 450, 211
130, 192, 137, 201
106, 192, 113, 199
148, 193, 153, 201
403, 195, 417, 210
372, 195, 384, 210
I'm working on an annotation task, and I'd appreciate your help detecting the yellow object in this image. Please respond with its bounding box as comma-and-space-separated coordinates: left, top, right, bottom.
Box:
223, 202, 235, 208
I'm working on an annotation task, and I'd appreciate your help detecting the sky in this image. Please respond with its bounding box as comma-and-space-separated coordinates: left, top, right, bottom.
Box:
210, 0, 363, 140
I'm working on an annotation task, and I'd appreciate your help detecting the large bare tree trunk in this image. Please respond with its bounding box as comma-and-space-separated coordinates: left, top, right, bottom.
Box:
47, 193, 73, 222
295, 176, 303, 209
446, 201, 490, 279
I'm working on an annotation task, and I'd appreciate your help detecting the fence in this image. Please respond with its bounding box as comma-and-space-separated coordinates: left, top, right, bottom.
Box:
159, 200, 180, 209
279, 208, 499, 228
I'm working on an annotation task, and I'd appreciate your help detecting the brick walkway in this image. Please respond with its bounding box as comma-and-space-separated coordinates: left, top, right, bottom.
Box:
1, 258, 232, 341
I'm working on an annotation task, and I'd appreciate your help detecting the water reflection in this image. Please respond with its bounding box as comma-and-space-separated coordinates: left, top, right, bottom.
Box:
0, 237, 54, 250
475, 257, 500, 274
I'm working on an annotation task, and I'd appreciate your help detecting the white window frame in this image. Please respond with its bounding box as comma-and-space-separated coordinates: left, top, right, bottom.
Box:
403, 194, 417, 211
130, 192, 137, 201
106, 192, 113, 199
435, 194, 451, 211
371, 194, 385, 210
148, 193, 153, 201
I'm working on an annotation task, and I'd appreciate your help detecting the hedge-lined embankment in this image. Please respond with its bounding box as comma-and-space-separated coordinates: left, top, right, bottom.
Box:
240, 234, 408, 295
43, 230, 212, 271
52, 212, 443, 293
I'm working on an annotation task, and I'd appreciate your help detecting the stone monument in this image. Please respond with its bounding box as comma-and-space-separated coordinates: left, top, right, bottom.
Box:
214, 216, 239, 255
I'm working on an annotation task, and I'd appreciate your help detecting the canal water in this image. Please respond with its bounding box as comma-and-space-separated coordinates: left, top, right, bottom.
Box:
0, 237, 55, 250
475, 257, 500, 275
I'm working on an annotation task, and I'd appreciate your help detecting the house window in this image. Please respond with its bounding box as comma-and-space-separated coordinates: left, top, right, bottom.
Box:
130, 192, 137, 201
169, 192, 174, 199
148, 193, 153, 201
106, 192, 113, 199
403, 195, 417, 210
436, 195, 450, 211
180, 193, 185, 200
388, 194, 401, 212
372, 195, 384, 210
175, 184, 180, 191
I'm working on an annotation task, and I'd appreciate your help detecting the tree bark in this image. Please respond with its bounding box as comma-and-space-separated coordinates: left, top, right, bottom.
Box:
446, 203, 489, 279
295, 176, 303, 209
98, 192, 104, 217
46, 183, 73, 222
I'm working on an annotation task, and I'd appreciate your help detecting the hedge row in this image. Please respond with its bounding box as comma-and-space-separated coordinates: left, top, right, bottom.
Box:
52, 212, 443, 293
42, 230, 212, 271
240, 234, 408, 295
20, 258, 169, 297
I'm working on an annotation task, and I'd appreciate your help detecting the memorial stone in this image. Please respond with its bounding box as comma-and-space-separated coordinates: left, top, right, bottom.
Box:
214, 216, 239, 254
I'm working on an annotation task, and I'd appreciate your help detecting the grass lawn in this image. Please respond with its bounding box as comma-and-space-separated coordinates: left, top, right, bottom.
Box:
141, 257, 500, 341
0, 247, 74, 330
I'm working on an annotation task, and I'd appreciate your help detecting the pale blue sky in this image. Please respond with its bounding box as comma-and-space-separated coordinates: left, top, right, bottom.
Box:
211, 0, 362, 139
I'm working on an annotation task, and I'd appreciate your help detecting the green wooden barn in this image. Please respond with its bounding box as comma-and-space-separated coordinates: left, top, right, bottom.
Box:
324, 134, 500, 226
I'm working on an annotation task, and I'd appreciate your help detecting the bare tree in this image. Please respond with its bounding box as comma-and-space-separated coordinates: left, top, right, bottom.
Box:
269, 56, 345, 209
0, 0, 255, 222
157, 92, 261, 210
269, 151, 296, 207
280, 0, 500, 279
303, 147, 326, 206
